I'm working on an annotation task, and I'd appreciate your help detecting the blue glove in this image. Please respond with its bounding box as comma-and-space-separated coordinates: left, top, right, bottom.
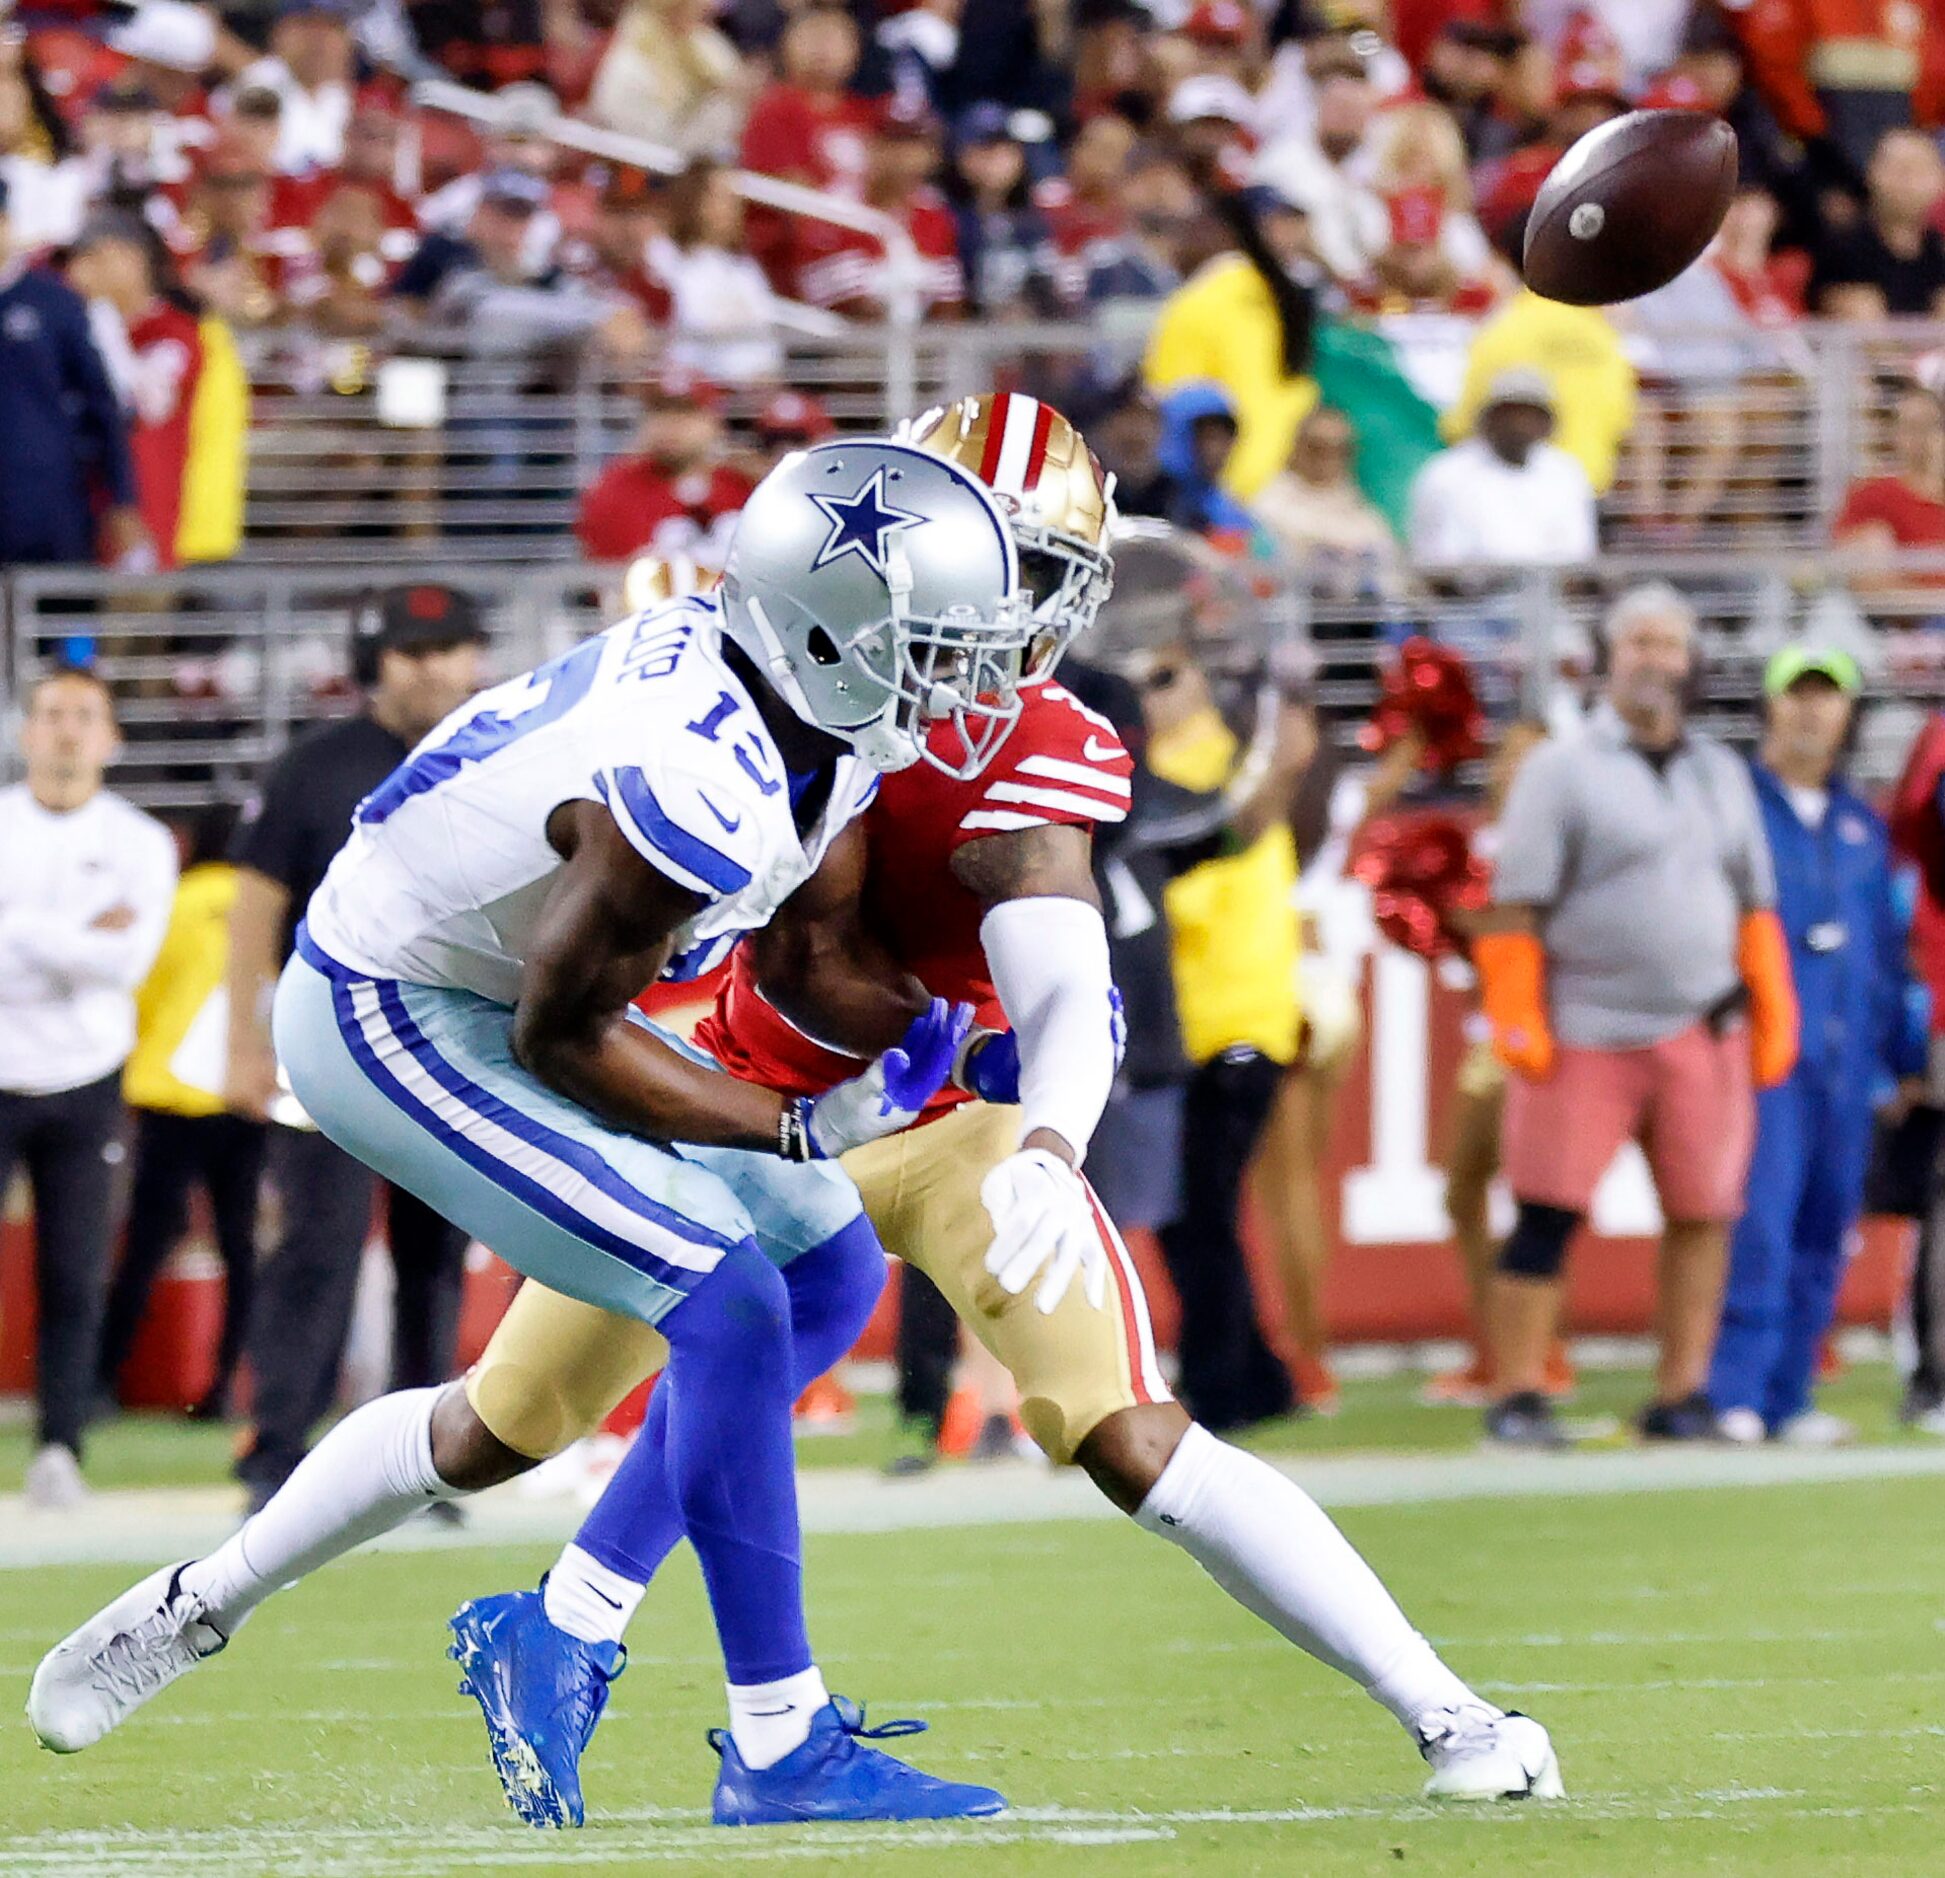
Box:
805, 998, 975, 1157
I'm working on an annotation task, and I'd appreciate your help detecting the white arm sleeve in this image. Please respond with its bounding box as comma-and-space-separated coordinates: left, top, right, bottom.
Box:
979, 894, 1117, 1167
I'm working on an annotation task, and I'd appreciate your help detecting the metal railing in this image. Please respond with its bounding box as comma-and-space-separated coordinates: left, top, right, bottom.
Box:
215, 314, 1945, 563
10, 545, 1945, 815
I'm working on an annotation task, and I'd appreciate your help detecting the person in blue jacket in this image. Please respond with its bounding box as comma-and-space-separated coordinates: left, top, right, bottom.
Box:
0, 175, 145, 571
1711, 646, 1931, 1445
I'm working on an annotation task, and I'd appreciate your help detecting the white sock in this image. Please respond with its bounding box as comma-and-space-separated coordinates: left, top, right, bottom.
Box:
726, 1665, 830, 1770
1135, 1423, 1485, 1734
543, 1544, 646, 1646
180, 1388, 455, 1631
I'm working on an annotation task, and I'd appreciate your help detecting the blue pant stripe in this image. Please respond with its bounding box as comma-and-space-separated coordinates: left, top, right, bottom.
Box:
328, 974, 720, 1292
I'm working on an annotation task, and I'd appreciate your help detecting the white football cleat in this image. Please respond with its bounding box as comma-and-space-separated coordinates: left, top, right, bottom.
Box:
1714, 1406, 1766, 1446
1772, 1408, 1854, 1448
28, 1561, 228, 1753
1418, 1706, 1565, 1801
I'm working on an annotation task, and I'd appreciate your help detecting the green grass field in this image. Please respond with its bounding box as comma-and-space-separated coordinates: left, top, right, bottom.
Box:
3, 1368, 1943, 1876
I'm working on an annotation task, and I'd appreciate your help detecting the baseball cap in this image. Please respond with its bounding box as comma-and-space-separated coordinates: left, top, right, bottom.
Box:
360, 585, 488, 662
956, 100, 1015, 148
1764, 645, 1862, 697
1483, 365, 1556, 413
642, 367, 725, 412
480, 167, 550, 212
1182, 1, 1252, 46
757, 388, 834, 442
1166, 74, 1255, 127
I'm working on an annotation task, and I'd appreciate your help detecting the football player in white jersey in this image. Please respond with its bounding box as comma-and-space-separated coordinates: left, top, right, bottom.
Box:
28, 440, 1036, 1827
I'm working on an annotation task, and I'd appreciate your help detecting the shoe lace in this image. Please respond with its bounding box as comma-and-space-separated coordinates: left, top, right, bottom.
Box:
564, 1643, 625, 1747
86, 1598, 205, 1704
829, 1695, 926, 1743
1417, 1705, 1504, 1763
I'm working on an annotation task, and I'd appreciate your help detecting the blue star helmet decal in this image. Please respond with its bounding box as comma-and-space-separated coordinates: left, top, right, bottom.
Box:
808, 466, 928, 577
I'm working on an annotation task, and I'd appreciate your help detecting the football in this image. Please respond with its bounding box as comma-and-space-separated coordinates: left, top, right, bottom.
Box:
1522, 109, 1739, 306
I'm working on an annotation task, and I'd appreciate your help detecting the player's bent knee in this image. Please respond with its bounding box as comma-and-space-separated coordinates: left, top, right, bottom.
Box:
1498, 1202, 1582, 1280
666, 1238, 791, 1364
466, 1353, 603, 1461
1075, 1402, 1195, 1515
430, 1381, 540, 1491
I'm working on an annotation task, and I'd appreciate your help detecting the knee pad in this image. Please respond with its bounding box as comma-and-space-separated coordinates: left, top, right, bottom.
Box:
1498, 1202, 1581, 1280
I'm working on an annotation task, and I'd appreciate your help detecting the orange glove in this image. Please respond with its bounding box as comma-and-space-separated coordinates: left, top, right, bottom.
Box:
1737, 909, 1799, 1089
1473, 930, 1555, 1080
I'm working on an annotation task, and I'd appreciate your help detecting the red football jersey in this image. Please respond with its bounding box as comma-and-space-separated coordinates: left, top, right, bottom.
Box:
124, 300, 206, 570
575, 460, 754, 563
695, 681, 1134, 1112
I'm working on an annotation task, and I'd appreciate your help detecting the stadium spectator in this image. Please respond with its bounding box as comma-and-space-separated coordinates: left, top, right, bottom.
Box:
416, 81, 564, 276
72, 76, 177, 228
225, 585, 484, 1512
1163, 73, 1258, 182
1811, 126, 1945, 318
587, 0, 749, 155
1040, 109, 1136, 256
67, 214, 248, 569
739, 3, 874, 281
1711, 184, 1809, 324
95, 805, 264, 1423
1254, 404, 1404, 599
1156, 381, 1259, 541
947, 102, 1068, 318
1712, 648, 1928, 1447
0, 177, 147, 571
0, 33, 88, 251
794, 103, 964, 317
394, 168, 646, 359
561, 167, 671, 323
1092, 384, 1181, 522
1407, 368, 1597, 568
575, 374, 752, 566
1355, 100, 1502, 311
1252, 45, 1380, 283
171, 142, 286, 328
1144, 179, 1320, 499
877, 0, 964, 115
1835, 381, 1945, 558
1446, 287, 1638, 495
0, 668, 176, 1509
1478, 583, 1797, 1448
233, 2, 355, 176
281, 178, 398, 332
268, 101, 420, 271
1419, 20, 1533, 164
1075, 140, 1194, 310
651, 158, 784, 384
1719, 0, 1945, 181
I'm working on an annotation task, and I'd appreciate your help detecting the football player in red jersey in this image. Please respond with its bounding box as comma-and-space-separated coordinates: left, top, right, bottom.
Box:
456, 395, 1563, 1824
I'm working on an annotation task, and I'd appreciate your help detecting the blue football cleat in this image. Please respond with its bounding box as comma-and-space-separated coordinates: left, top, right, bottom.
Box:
709, 1695, 1007, 1826
448, 1589, 624, 1829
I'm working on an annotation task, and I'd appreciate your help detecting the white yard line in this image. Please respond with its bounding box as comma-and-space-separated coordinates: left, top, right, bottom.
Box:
4, 1439, 1945, 1570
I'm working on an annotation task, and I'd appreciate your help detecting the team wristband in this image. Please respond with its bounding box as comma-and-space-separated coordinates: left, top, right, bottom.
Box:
777, 1096, 815, 1162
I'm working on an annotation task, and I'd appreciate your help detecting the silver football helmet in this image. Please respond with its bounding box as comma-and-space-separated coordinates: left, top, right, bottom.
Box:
719, 437, 1034, 777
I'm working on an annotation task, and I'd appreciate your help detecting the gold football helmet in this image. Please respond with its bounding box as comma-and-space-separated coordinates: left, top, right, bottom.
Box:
906, 392, 1116, 681
622, 550, 722, 614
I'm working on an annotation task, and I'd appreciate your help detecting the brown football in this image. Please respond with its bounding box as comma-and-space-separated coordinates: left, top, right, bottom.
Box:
1521, 110, 1739, 306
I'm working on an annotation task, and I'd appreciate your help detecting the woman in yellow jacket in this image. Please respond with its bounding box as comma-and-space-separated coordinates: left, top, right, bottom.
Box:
96, 808, 265, 1419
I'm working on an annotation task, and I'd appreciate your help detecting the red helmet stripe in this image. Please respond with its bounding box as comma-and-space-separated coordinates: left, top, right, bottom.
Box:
1023, 397, 1055, 487
977, 392, 1013, 484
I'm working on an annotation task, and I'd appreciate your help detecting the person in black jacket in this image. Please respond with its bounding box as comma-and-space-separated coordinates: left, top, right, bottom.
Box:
224, 585, 487, 1511
0, 175, 148, 571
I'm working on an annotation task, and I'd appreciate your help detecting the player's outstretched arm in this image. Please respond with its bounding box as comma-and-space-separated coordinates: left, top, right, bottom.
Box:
748, 823, 932, 1058
953, 823, 1120, 1314
516, 802, 793, 1150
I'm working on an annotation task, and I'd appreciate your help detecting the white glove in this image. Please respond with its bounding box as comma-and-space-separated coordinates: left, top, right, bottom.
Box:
981, 1148, 1108, 1315
803, 998, 973, 1158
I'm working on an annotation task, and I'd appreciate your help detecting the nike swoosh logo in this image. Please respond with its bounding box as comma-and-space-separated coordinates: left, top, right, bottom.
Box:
591, 1588, 624, 1611
698, 791, 742, 833
1082, 736, 1120, 763
747, 1705, 796, 1717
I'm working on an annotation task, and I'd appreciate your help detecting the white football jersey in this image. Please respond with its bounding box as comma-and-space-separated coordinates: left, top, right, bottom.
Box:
305, 597, 878, 1003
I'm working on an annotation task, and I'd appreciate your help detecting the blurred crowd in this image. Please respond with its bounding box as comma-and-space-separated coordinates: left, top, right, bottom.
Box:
16, 3, 1945, 578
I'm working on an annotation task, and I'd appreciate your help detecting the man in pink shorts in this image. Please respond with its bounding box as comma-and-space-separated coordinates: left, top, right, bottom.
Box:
1472, 584, 1800, 1446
